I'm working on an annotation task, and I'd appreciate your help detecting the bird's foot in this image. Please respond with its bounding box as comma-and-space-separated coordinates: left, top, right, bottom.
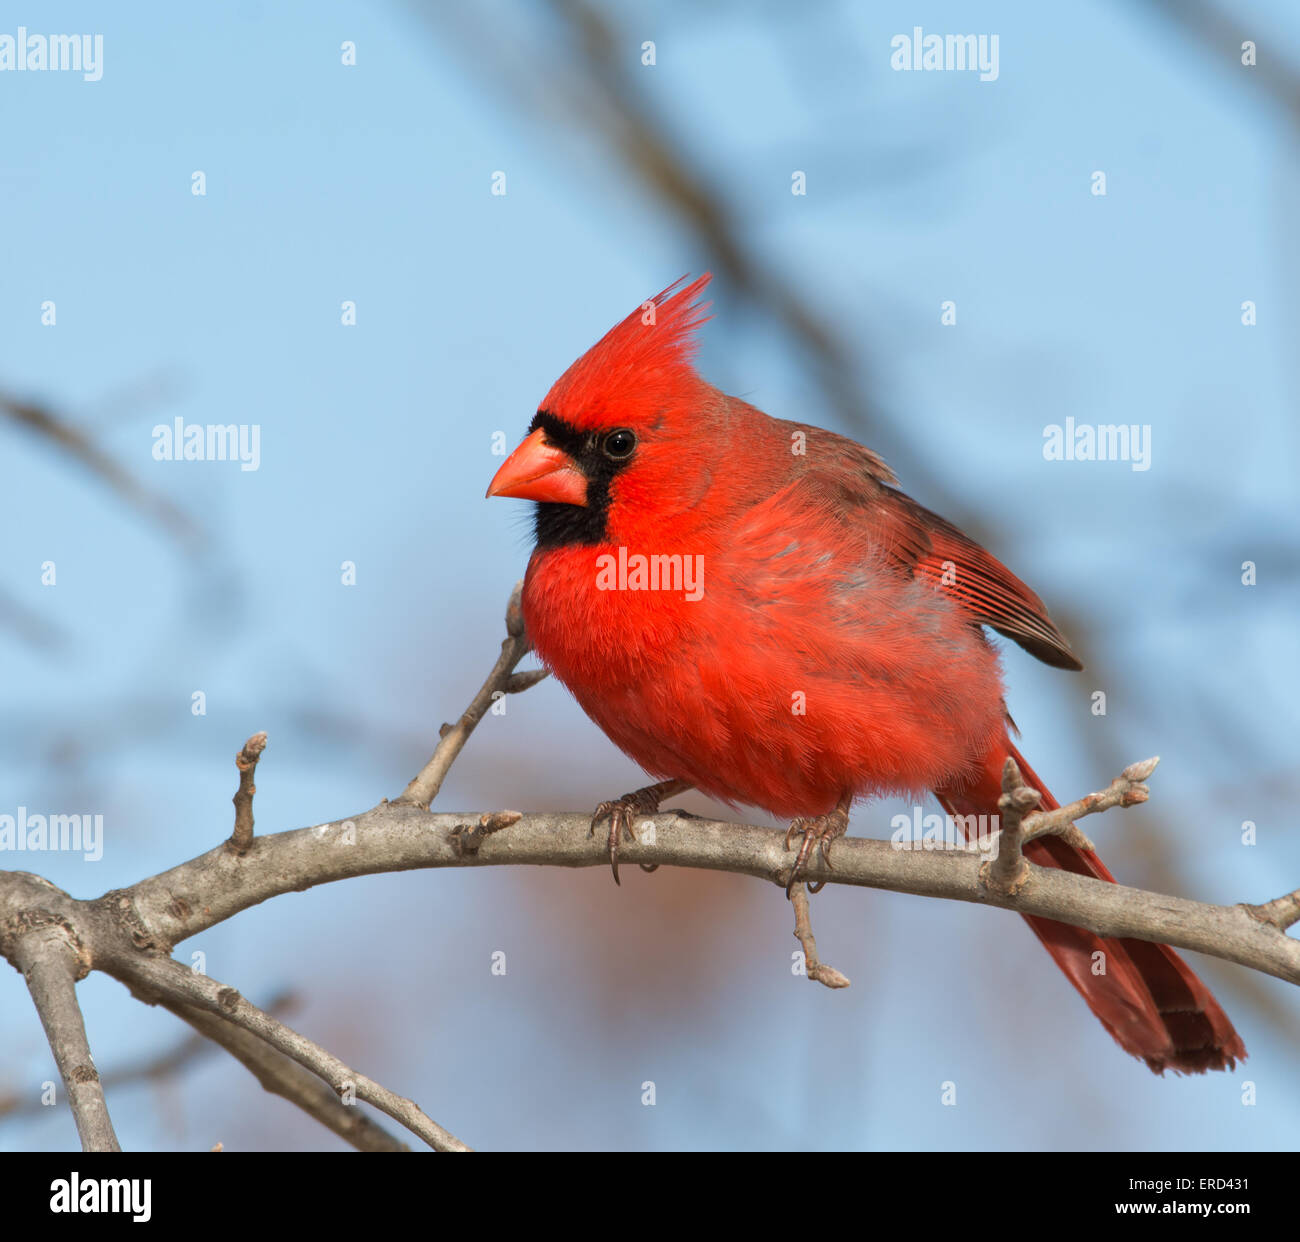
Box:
590, 779, 691, 885
785, 798, 852, 897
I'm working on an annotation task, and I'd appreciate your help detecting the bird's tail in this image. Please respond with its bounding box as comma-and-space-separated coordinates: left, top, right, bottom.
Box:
935, 738, 1245, 1074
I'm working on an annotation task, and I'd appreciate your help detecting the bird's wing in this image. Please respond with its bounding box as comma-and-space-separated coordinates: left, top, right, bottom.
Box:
868, 487, 1082, 670
793, 431, 1082, 671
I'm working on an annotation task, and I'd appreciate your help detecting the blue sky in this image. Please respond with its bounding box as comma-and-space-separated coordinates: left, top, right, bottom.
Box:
2, 1, 1297, 1150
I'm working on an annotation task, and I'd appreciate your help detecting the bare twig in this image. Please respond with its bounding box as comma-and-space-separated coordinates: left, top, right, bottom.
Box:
449, 810, 523, 857
7, 921, 119, 1152
502, 669, 550, 695
1020, 756, 1159, 850
228, 732, 268, 854
982, 759, 1042, 896
1243, 887, 1300, 932
789, 882, 851, 989
395, 580, 545, 808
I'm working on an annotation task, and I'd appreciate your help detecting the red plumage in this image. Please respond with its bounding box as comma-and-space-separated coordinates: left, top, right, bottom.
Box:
489, 274, 1245, 1074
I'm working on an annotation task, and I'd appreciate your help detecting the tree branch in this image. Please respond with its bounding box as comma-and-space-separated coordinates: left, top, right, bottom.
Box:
1244, 887, 1300, 932
982, 758, 1042, 896
789, 882, 850, 989
228, 731, 267, 854
5, 916, 120, 1152
65, 792, 1295, 991
1020, 756, 1159, 849
394, 581, 543, 809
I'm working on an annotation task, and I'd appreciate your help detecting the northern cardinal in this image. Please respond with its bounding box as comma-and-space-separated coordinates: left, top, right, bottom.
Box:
487, 274, 1244, 1074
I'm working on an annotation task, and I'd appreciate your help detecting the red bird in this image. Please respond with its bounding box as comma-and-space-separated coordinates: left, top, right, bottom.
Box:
487, 274, 1245, 1075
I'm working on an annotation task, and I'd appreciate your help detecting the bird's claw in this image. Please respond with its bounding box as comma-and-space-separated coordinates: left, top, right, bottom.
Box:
590, 790, 663, 885
785, 806, 850, 897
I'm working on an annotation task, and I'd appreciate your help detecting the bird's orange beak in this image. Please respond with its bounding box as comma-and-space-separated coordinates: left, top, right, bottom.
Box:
486, 427, 588, 506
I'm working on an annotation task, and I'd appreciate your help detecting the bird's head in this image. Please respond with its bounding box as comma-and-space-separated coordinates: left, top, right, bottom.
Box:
486, 274, 716, 546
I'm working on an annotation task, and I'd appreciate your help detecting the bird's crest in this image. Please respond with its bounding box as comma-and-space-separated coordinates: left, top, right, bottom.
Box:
540, 274, 713, 430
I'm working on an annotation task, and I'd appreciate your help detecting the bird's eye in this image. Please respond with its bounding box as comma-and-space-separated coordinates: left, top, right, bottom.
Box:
602, 428, 637, 460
